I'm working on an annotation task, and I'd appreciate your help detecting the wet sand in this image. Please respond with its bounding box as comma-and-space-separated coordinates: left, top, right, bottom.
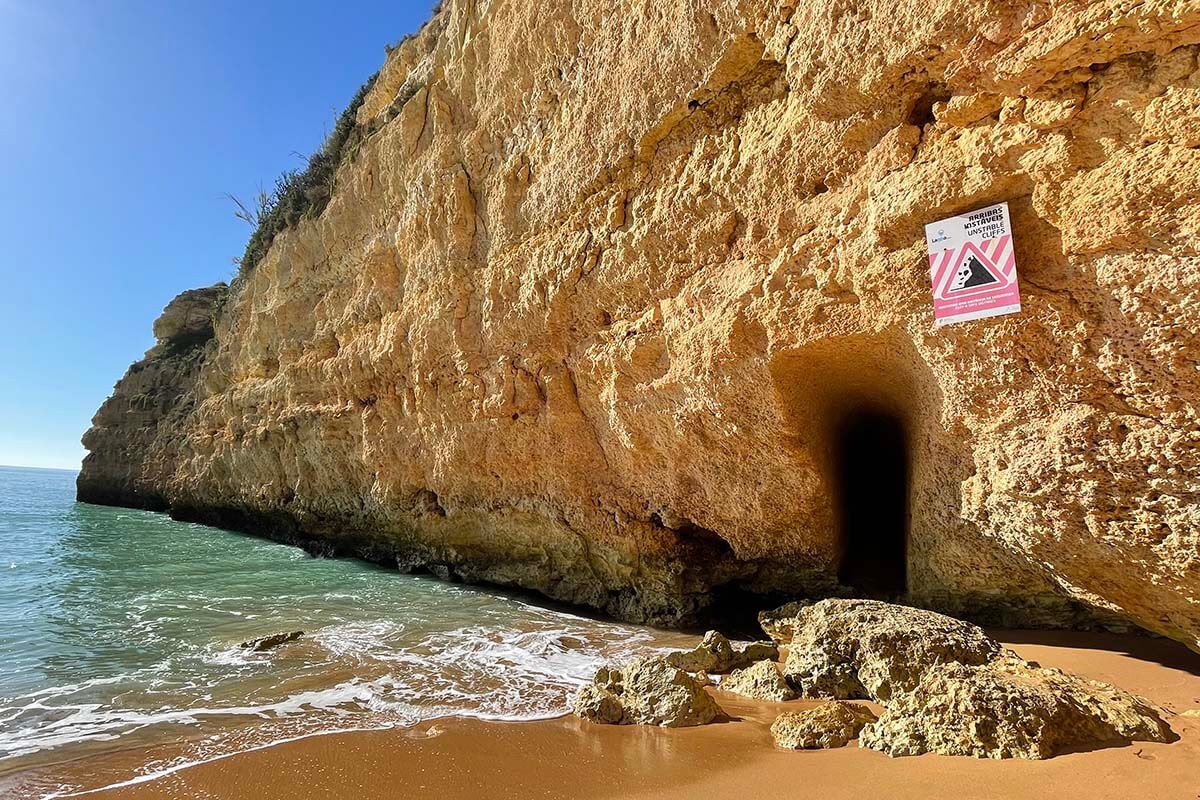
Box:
16, 630, 1200, 800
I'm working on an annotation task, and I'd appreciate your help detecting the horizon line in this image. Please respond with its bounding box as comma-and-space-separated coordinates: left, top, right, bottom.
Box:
0, 463, 81, 473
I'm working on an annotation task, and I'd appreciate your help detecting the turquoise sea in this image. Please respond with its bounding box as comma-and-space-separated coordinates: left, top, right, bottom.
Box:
0, 465, 682, 795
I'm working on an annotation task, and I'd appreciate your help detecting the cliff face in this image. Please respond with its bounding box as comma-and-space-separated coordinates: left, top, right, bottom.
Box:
79, 285, 225, 510
80, 1, 1200, 647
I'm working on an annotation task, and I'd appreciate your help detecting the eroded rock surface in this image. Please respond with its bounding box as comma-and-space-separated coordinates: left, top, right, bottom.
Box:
771, 702, 877, 749
77, 284, 225, 510
666, 631, 779, 673
759, 601, 810, 645
781, 600, 1002, 701
78, 0, 1200, 649
151, 285, 227, 350
574, 656, 723, 727
737, 641, 781, 667
721, 659, 795, 702
859, 656, 1173, 759
666, 631, 737, 673
774, 599, 1173, 759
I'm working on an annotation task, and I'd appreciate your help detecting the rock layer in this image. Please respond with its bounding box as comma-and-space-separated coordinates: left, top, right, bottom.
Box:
79, 1, 1200, 647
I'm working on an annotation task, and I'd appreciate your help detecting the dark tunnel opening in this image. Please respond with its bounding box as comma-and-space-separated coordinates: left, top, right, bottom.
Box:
834, 406, 910, 597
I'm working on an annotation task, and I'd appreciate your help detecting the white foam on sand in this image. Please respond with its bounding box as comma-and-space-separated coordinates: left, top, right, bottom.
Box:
4, 603, 676, 797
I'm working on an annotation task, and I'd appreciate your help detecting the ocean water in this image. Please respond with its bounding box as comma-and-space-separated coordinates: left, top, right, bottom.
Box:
0, 466, 686, 793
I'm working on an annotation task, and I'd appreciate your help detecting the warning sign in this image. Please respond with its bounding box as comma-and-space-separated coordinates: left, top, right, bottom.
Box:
925, 202, 1021, 326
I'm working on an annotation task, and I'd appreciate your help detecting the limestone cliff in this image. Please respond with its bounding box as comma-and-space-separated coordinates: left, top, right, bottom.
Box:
80, 1, 1200, 648
79, 284, 225, 510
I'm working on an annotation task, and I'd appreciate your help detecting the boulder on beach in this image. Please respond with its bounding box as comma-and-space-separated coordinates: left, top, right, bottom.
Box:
665, 630, 736, 672
665, 630, 779, 674
574, 656, 723, 727
859, 655, 1174, 760
720, 660, 795, 702
240, 630, 304, 652
574, 684, 625, 724
780, 599, 1002, 701
770, 599, 1173, 760
771, 702, 877, 750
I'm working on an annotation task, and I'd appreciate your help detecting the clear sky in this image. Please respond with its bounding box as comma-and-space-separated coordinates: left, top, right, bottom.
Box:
0, 0, 437, 470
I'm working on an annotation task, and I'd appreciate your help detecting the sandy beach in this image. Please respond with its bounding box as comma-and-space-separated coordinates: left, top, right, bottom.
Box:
11, 630, 1198, 800
6, 0, 1200, 798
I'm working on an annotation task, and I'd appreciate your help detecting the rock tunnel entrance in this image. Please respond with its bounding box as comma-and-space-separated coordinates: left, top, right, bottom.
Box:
833, 405, 909, 597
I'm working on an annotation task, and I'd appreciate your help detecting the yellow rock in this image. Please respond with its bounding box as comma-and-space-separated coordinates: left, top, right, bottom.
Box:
80, 1, 1200, 650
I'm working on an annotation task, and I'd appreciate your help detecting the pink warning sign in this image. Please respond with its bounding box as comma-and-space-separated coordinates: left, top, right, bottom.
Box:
925, 201, 1021, 326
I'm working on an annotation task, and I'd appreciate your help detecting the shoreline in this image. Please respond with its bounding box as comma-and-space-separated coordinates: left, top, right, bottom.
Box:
10, 629, 1200, 800
73, 500, 1156, 641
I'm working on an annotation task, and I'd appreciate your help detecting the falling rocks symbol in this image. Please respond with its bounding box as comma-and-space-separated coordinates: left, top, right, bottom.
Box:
950, 254, 999, 292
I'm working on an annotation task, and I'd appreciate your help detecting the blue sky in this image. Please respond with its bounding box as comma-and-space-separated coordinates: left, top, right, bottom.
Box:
0, 0, 436, 469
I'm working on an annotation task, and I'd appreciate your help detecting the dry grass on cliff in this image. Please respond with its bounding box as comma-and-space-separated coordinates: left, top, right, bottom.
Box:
231, 72, 379, 274
230, 3, 449, 276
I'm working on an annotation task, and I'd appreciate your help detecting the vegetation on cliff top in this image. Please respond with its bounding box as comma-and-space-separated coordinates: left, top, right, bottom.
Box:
231, 72, 379, 274
227, 3, 451, 276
